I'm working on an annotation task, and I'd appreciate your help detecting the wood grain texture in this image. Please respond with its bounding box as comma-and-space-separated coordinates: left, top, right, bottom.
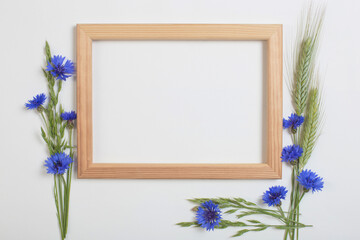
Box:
76, 24, 283, 179
78, 24, 281, 40
266, 25, 283, 179
81, 163, 279, 179
77, 25, 93, 178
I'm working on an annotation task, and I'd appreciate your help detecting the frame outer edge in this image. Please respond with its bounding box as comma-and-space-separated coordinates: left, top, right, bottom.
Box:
76, 24, 283, 179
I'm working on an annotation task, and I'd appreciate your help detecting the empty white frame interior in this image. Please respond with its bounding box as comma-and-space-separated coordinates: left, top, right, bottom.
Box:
92, 40, 267, 164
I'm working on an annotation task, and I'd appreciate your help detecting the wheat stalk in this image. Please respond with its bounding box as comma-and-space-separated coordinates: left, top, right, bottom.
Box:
299, 85, 323, 169
291, 5, 325, 115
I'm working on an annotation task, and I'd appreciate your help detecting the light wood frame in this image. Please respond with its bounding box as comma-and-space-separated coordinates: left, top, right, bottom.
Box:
77, 24, 283, 179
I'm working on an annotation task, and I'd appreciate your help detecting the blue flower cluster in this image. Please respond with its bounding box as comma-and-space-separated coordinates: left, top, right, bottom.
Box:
44, 152, 73, 175
196, 200, 222, 231
283, 113, 304, 130
262, 186, 288, 207
297, 169, 324, 193
25, 93, 46, 110
46, 55, 75, 81
26, 55, 75, 112
61, 111, 77, 121
281, 145, 303, 163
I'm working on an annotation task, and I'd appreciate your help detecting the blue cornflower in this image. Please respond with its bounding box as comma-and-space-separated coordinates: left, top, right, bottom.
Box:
61, 111, 77, 121
283, 113, 304, 132
297, 169, 324, 193
281, 145, 303, 163
61, 111, 77, 129
44, 152, 73, 175
46, 55, 75, 81
262, 186, 288, 207
196, 200, 222, 231
25, 93, 46, 110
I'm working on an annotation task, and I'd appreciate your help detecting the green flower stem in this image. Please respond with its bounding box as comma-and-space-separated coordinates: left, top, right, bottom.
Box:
295, 164, 301, 239
278, 205, 292, 240
293, 182, 299, 239
287, 163, 302, 240
285, 130, 300, 240
292, 134, 296, 145
234, 205, 290, 224
208, 197, 298, 225
290, 170, 299, 239
285, 166, 298, 240
54, 175, 64, 240
69, 129, 73, 157
64, 128, 73, 237
57, 175, 65, 239
60, 174, 68, 232
61, 174, 68, 239
60, 175, 67, 186
232, 204, 301, 226
244, 224, 310, 229
278, 206, 286, 224
296, 206, 300, 240
178, 220, 312, 230
56, 80, 62, 101
295, 192, 305, 240
40, 111, 49, 130
294, 192, 305, 210
40, 111, 57, 152
295, 130, 300, 145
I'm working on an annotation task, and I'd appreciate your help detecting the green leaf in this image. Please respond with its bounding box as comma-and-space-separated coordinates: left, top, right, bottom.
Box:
57, 79, 63, 95
41, 127, 48, 143
233, 197, 257, 206
252, 227, 267, 232
275, 225, 293, 230
60, 140, 66, 147
247, 220, 261, 224
41, 127, 47, 138
214, 220, 247, 229
64, 145, 77, 149
45, 41, 52, 63
42, 68, 49, 78
232, 229, 250, 237
60, 123, 66, 138
176, 222, 199, 227
188, 198, 211, 204
236, 211, 258, 219
224, 198, 242, 207
225, 209, 238, 214
232, 227, 267, 238
220, 220, 247, 228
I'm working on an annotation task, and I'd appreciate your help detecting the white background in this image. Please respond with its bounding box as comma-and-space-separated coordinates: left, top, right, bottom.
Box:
0, 0, 359, 239
93, 40, 265, 164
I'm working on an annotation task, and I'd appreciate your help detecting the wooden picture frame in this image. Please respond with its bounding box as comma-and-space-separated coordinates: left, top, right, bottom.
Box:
77, 24, 282, 179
